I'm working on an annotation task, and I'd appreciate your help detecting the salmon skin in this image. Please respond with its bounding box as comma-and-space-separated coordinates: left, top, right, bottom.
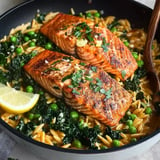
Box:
40, 13, 138, 80
24, 50, 132, 126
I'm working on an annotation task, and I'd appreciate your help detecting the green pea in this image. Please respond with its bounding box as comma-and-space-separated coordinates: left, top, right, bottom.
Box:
129, 126, 137, 134
145, 107, 152, 114
10, 36, 17, 43
132, 52, 138, 59
126, 119, 133, 126
86, 12, 92, 18
78, 119, 84, 129
28, 113, 34, 120
34, 113, 41, 119
70, 111, 79, 120
27, 31, 35, 36
15, 47, 22, 54
123, 40, 129, 47
94, 12, 100, 18
112, 139, 120, 147
29, 41, 36, 47
45, 43, 52, 50
24, 36, 30, 42
130, 138, 137, 143
50, 103, 58, 111
26, 85, 33, 93
129, 114, 137, 121
137, 60, 144, 67
111, 27, 117, 32
72, 139, 82, 148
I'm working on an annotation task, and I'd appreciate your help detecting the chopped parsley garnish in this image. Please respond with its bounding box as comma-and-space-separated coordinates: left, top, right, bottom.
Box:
73, 22, 93, 43
74, 30, 82, 38
100, 88, 112, 101
63, 70, 85, 94
88, 70, 93, 76
94, 86, 101, 92
52, 60, 62, 65
68, 85, 74, 88
121, 70, 126, 79
104, 88, 112, 100
73, 23, 83, 38
72, 89, 80, 95
86, 33, 94, 42
89, 82, 97, 91
89, 78, 103, 93
91, 66, 97, 72
71, 70, 84, 87
44, 67, 60, 73
62, 74, 73, 82
100, 88, 106, 94
101, 37, 109, 52
79, 62, 86, 66
85, 76, 93, 81
96, 78, 102, 87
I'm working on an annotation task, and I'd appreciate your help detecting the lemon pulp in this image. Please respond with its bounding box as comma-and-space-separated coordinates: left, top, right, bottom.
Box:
0, 83, 39, 114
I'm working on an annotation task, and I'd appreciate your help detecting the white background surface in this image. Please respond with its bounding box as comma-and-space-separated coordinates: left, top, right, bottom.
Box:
0, 0, 159, 160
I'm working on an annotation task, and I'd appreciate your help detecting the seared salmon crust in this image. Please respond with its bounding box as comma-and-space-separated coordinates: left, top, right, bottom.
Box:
40, 13, 138, 80
24, 50, 132, 126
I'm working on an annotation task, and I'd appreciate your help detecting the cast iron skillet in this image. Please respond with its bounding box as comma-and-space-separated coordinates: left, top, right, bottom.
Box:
0, 0, 160, 154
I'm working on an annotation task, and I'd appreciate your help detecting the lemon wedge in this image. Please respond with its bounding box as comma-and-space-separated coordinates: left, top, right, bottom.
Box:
0, 83, 39, 114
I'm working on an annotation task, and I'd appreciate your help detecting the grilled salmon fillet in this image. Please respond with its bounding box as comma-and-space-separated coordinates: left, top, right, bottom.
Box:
40, 13, 138, 80
24, 50, 132, 126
